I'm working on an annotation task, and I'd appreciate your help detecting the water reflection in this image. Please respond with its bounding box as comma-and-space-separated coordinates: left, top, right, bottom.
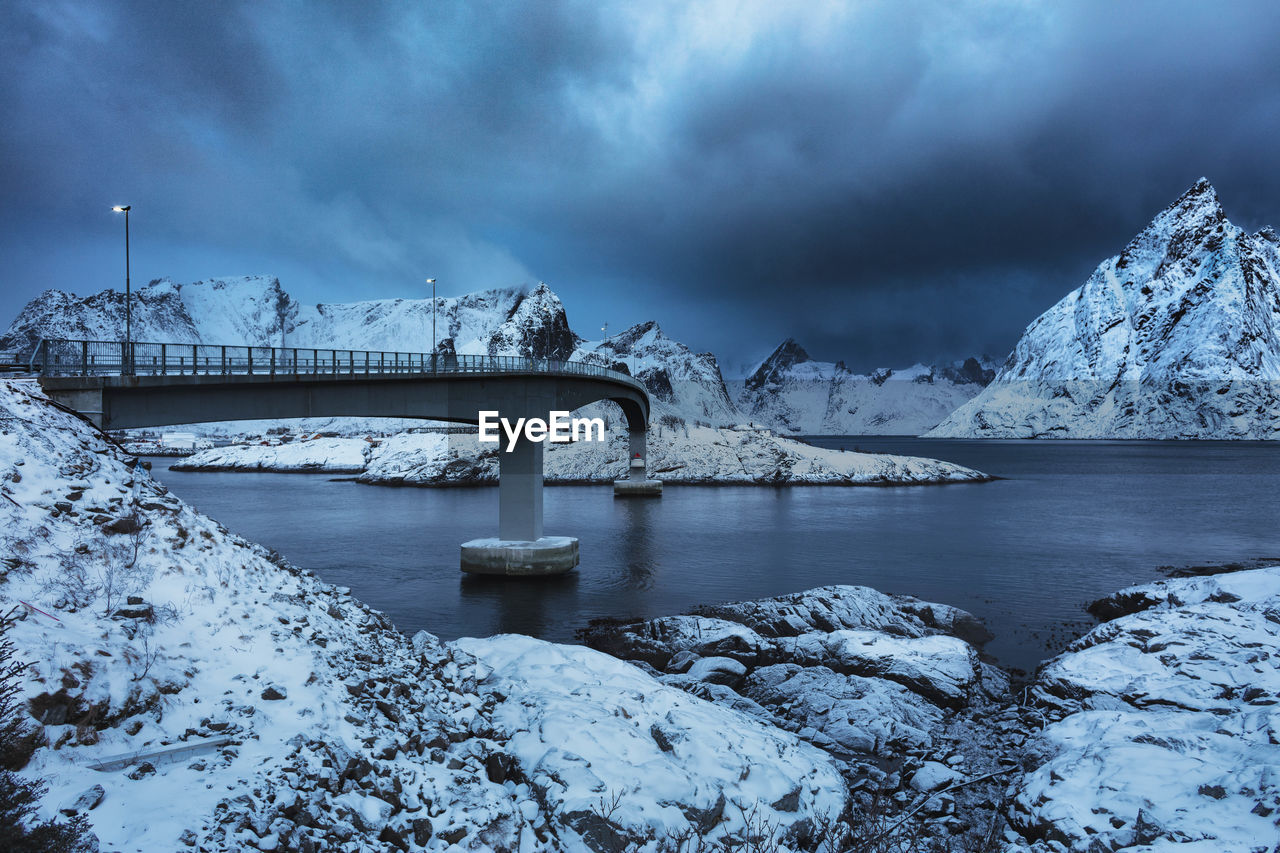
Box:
459, 571, 580, 638
613, 495, 659, 589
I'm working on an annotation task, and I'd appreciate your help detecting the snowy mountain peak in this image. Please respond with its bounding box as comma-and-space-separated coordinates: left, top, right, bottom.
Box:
488, 282, 578, 359
929, 180, 1280, 438
603, 320, 665, 354
1114, 177, 1226, 275
744, 338, 814, 391
572, 321, 740, 424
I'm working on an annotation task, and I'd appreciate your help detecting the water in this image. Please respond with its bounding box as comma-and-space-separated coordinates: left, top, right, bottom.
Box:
146, 439, 1280, 672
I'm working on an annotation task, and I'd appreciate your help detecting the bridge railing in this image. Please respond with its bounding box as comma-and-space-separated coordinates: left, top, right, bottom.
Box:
31, 338, 644, 392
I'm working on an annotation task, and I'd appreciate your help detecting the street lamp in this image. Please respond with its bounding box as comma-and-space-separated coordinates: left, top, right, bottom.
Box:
426, 278, 437, 371
112, 205, 132, 374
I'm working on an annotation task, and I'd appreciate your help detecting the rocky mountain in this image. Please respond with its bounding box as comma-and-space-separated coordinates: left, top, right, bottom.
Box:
572, 320, 740, 425
0, 275, 555, 357
732, 338, 996, 435
929, 179, 1280, 439
2, 277, 741, 426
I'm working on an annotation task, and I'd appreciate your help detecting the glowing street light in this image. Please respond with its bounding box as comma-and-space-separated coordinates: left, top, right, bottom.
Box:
112, 205, 132, 374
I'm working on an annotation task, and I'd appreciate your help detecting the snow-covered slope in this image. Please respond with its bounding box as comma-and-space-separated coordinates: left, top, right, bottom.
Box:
929, 179, 1280, 439
572, 321, 740, 425
733, 339, 995, 435
0, 377, 848, 851
0, 275, 539, 356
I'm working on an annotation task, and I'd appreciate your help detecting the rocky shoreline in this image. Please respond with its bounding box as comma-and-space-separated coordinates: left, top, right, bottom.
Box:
3, 378, 1278, 851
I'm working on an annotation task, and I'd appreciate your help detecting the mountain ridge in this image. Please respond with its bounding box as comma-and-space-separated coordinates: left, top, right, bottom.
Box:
928, 178, 1280, 438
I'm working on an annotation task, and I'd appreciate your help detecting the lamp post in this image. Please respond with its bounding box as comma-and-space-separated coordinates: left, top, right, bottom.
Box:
426, 278, 437, 371
112, 205, 132, 374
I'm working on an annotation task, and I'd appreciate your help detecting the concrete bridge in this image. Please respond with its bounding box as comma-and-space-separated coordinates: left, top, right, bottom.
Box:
32, 338, 661, 575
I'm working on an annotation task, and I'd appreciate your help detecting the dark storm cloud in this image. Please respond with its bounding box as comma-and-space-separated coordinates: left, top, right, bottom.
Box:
5, 0, 1280, 371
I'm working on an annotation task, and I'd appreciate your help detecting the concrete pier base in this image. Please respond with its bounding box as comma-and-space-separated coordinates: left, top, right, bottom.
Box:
460, 536, 579, 576
615, 429, 661, 495
614, 478, 663, 496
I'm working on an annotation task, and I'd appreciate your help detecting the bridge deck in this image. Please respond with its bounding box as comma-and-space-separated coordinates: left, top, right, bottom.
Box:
31, 338, 645, 394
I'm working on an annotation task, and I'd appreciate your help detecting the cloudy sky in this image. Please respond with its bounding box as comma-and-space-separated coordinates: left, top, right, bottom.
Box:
4, 1, 1280, 372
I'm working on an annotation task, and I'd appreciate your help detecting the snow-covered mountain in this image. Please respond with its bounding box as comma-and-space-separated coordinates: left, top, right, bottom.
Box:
732, 338, 995, 435
572, 320, 740, 425
2, 277, 741, 426
929, 179, 1280, 439
0, 275, 567, 357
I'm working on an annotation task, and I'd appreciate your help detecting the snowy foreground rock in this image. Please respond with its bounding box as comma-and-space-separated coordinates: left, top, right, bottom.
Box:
1008, 568, 1280, 851
0, 378, 847, 851
580, 586, 1026, 849
176, 425, 991, 486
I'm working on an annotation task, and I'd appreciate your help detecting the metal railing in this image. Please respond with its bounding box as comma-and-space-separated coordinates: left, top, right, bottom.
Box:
30, 338, 644, 393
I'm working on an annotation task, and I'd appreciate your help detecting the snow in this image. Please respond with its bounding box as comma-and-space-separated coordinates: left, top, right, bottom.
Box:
1, 376, 863, 851
1009, 567, 1280, 850
454, 635, 848, 848
930, 179, 1280, 439
174, 436, 371, 472
734, 339, 997, 435
178, 423, 991, 486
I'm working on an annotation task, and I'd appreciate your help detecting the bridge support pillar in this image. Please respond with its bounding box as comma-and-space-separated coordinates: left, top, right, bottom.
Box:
461, 435, 579, 575
614, 428, 662, 496
499, 436, 543, 541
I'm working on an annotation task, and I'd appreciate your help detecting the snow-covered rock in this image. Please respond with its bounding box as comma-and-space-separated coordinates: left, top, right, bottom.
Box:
177, 423, 991, 486
580, 584, 1021, 850
3, 377, 866, 852
172, 436, 371, 473
741, 664, 942, 755
734, 338, 996, 435
581, 584, 991, 760
455, 635, 848, 849
929, 179, 1280, 439
1009, 567, 1280, 850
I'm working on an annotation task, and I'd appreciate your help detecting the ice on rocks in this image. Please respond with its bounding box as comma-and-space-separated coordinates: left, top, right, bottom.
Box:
684, 656, 747, 684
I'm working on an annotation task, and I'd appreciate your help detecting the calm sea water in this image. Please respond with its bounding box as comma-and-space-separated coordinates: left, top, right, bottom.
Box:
147, 439, 1280, 672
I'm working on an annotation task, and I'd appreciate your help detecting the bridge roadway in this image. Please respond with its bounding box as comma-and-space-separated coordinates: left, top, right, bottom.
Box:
33, 338, 659, 575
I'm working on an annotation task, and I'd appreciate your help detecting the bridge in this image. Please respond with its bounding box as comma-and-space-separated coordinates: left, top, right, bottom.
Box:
31, 338, 661, 575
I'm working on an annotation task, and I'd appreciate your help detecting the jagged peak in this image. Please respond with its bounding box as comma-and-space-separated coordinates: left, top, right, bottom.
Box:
744, 338, 812, 390
1114, 178, 1230, 272
1160, 177, 1224, 223
766, 338, 811, 367
1254, 226, 1278, 244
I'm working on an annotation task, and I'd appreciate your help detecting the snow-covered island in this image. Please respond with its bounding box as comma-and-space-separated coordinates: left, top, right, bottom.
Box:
172, 426, 992, 487
4, 378, 1279, 851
